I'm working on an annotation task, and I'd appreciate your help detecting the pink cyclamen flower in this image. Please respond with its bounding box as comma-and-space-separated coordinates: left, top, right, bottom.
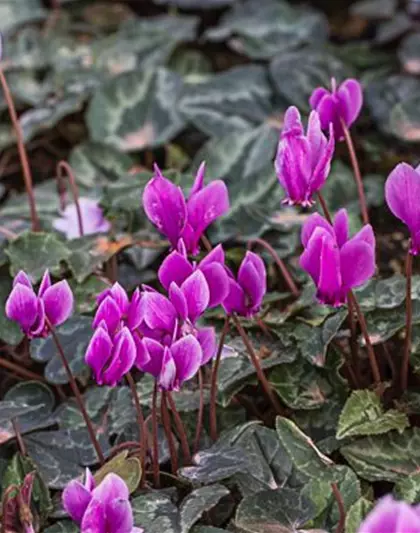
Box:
142, 162, 229, 255
300, 209, 375, 307
53, 197, 111, 240
310, 78, 363, 141
94, 283, 142, 333
62, 469, 143, 533
385, 162, 420, 255
137, 334, 202, 391
158, 242, 229, 308
6, 270, 73, 338
85, 323, 138, 386
223, 251, 266, 318
358, 495, 420, 533
275, 106, 334, 206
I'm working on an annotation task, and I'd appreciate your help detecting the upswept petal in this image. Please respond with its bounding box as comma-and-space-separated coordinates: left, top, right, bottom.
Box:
139, 292, 177, 332
5, 284, 39, 332
282, 106, 304, 137
189, 161, 206, 197
93, 296, 122, 333
347, 224, 375, 249
385, 162, 420, 234
81, 498, 106, 533
306, 110, 326, 168
159, 347, 177, 391
170, 335, 202, 385
199, 244, 225, 267
317, 233, 342, 306
222, 278, 246, 316
186, 180, 229, 238
13, 270, 32, 289
62, 478, 93, 524
127, 289, 142, 331
197, 326, 216, 365
38, 270, 52, 297
237, 252, 266, 310
200, 262, 229, 308
109, 283, 129, 314
309, 87, 330, 111
102, 327, 136, 386
169, 283, 188, 321
300, 230, 324, 286
92, 473, 129, 507
142, 169, 187, 247
158, 250, 193, 290
133, 335, 151, 371
337, 78, 363, 127
85, 326, 113, 385
310, 123, 334, 192
42, 280, 74, 327
333, 209, 349, 248
358, 495, 420, 533
340, 240, 375, 293
140, 338, 165, 378
301, 212, 334, 247
275, 135, 312, 203
181, 270, 210, 323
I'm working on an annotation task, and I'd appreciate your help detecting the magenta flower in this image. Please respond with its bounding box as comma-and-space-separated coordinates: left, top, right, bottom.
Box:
94, 283, 142, 333
310, 78, 363, 141
275, 106, 334, 207
300, 209, 375, 307
85, 323, 138, 386
142, 162, 229, 255
6, 270, 73, 338
53, 197, 111, 240
137, 334, 202, 391
223, 252, 266, 318
158, 243, 229, 308
62, 469, 143, 533
385, 162, 420, 255
358, 495, 420, 533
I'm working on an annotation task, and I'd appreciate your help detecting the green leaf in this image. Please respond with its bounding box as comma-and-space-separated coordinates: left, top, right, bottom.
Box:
235, 488, 315, 533
270, 49, 350, 111
399, 32, 420, 75
206, 0, 328, 59
340, 428, 420, 482
180, 485, 230, 533
394, 472, 420, 503
131, 493, 179, 533
67, 235, 121, 283
30, 316, 92, 384
0, 0, 46, 33
345, 498, 373, 533
6, 232, 71, 282
155, 0, 234, 7
337, 390, 409, 440
94, 451, 141, 494
179, 65, 273, 137
1, 453, 52, 520
44, 522, 78, 533
87, 68, 186, 151
70, 276, 110, 314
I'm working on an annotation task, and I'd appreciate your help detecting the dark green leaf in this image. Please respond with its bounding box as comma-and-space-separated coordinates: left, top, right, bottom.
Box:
180, 485, 230, 533
131, 493, 180, 533
345, 498, 373, 533
0, 0, 46, 33
44, 522, 78, 533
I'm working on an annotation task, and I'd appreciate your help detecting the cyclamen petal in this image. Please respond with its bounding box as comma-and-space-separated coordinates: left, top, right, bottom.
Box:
5, 284, 39, 332
170, 335, 202, 385
158, 250, 193, 291
200, 262, 229, 308
85, 326, 113, 385
181, 270, 210, 323
42, 280, 74, 327
197, 326, 216, 365
102, 327, 136, 386
159, 347, 177, 391
38, 270, 52, 297
62, 469, 94, 524
93, 296, 122, 333
13, 270, 32, 289
53, 198, 111, 240
357, 495, 420, 533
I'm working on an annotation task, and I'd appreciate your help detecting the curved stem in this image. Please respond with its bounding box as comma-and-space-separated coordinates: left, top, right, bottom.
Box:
167, 392, 191, 465
248, 238, 299, 297
125, 372, 147, 487
12, 419, 26, 456
0, 68, 39, 231
209, 316, 230, 441
45, 318, 104, 464
340, 120, 369, 225
151, 382, 160, 488
201, 235, 212, 253
317, 192, 333, 224
0, 356, 47, 382
347, 297, 362, 387
232, 315, 283, 415
331, 482, 346, 533
193, 369, 205, 454
56, 161, 84, 238
161, 391, 178, 474
347, 292, 381, 390
401, 250, 413, 392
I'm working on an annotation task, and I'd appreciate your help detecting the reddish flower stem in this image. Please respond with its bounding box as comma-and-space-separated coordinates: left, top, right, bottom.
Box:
317, 192, 333, 224
0, 68, 40, 231
331, 482, 346, 533
347, 296, 362, 386
209, 316, 230, 441
167, 392, 191, 465
12, 419, 26, 456
347, 292, 381, 390
125, 372, 147, 487
248, 238, 299, 297
340, 120, 369, 225
151, 382, 160, 488
45, 318, 105, 465
201, 235, 213, 252
161, 391, 178, 474
232, 315, 283, 415
0, 357, 47, 383
401, 249, 414, 392
193, 368, 205, 454
56, 161, 84, 238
